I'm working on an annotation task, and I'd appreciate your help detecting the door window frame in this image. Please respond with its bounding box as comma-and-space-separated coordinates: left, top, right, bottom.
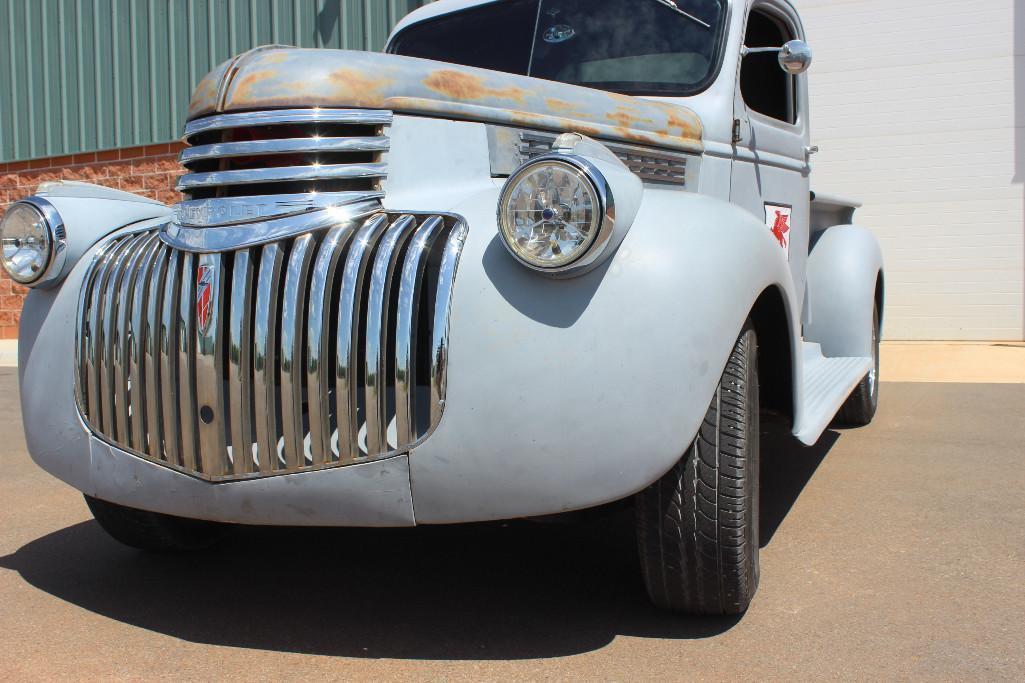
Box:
739, 0, 807, 133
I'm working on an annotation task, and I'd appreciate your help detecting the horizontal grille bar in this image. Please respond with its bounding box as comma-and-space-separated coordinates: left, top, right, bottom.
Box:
183, 108, 393, 137
76, 212, 468, 482
176, 163, 389, 191
179, 136, 390, 164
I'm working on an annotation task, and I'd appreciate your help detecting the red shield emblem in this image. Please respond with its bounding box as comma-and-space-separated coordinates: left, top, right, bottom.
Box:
196, 264, 215, 334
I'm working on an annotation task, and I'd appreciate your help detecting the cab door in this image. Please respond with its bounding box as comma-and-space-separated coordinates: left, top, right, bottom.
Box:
730, 1, 812, 312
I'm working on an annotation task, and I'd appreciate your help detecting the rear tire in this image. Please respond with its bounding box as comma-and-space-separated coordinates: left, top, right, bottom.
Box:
635, 320, 760, 615
838, 303, 880, 426
85, 495, 224, 552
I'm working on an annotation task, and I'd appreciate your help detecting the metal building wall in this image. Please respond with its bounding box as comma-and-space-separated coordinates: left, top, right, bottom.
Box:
0, 0, 430, 163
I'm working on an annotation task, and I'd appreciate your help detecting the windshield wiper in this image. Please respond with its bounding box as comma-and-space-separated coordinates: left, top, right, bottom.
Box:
649, 0, 711, 29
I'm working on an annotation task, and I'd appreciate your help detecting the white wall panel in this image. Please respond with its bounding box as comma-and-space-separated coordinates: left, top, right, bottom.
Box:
797, 0, 1024, 340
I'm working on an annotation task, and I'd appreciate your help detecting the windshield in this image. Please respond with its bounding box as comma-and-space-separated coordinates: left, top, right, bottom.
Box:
389, 0, 728, 97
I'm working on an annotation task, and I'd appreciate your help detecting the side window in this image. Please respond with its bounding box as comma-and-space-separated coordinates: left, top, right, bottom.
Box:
740, 8, 797, 124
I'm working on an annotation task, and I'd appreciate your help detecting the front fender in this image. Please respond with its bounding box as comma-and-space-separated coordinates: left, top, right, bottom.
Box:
30, 183, 172, 282
409, 187, 801, 522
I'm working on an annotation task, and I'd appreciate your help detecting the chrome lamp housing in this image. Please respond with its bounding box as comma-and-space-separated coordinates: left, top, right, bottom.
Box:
0, 197, 67, 288
497, 133, 643, 278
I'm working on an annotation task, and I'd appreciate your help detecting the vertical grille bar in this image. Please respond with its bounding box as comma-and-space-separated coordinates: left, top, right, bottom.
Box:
160, 250, 182, 465
195, 253, 228, 477
85, 237, 132, 427
177, 254, 199, 471
253, 244, 284, 473
228, 250, 255, 475
335, 213, 389, 462
364, 214, 416, 455
113, 236, 153, 444
279, 234, 315, 469
128, 236, 162, 453
394, 216, 445, 446
429, 222, 469, 432
144, 245, 168, 460
306, 225, 354, 465
100, 233, 149, 438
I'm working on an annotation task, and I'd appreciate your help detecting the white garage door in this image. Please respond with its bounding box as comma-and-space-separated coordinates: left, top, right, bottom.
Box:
799, 0, 1024, 340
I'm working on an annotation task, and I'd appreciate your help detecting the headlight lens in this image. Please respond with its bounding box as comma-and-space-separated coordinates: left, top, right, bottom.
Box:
1, 202, 53, 284
498, 159, 602, 269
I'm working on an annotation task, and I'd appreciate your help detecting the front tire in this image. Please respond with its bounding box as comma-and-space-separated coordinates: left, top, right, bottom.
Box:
85, 495, 224, 552
635, 320, 760, 615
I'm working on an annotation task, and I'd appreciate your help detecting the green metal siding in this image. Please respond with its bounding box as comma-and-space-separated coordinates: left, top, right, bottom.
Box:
0, 0, 431, 163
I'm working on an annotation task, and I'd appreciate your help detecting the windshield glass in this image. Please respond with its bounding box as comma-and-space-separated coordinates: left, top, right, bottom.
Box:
389, 0, 728, 97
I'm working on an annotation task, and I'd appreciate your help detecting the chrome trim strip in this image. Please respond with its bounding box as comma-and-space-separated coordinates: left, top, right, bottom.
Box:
228, 250, 255, 475
364, 214, 416, 455
393, 216, 445, 446
128, 236, 162, 453
195, 253, 228, 477
174, 192, 384, 228
177, 254, 199, 472
183, 108, 393, 137
161, 198, 381, 253
429, 221, 469, 432
180, 136, 390, 164
335, 213, 389, 462
159, 250, 182, 465
176, 162, 388, 191
306, 225, 354, 465
279, 234, 315, 469
253, 244, 284, 472
143, 244, 168, 460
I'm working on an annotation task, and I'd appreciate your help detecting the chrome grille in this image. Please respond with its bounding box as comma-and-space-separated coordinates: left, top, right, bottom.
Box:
75, 212, 468, 481
177, 108, 391, 200
518, 131, 690, 187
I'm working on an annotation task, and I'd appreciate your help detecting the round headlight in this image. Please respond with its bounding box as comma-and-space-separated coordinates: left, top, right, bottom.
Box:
498, 158, 607, 270
0, 198, 65, 287
1, 202, 52, 284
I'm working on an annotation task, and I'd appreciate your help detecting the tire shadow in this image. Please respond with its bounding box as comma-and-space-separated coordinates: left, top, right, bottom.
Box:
0, 511, 739, 659
759, 412, 839, 547
0, 415, 837, 660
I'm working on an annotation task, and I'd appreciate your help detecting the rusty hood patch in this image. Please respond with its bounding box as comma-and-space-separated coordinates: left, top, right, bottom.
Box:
188, 48, 703, 153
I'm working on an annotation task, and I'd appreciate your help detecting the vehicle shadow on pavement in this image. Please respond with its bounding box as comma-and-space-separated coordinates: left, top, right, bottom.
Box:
0, 419, 836, 660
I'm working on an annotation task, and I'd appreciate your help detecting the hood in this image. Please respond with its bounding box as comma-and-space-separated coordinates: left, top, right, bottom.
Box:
188, 47, 703, 154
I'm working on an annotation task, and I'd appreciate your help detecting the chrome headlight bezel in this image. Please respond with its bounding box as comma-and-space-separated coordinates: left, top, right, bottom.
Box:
497, 154, 616, 276
0, 197, 67, 288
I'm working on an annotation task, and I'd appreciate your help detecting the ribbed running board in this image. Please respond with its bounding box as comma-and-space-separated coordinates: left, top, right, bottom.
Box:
793, 342, 873, 445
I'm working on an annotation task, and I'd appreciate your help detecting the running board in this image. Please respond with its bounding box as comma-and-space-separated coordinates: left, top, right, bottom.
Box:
793, 342, 873, 445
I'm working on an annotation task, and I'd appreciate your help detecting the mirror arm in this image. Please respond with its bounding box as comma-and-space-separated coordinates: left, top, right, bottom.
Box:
741, 46, 782, 56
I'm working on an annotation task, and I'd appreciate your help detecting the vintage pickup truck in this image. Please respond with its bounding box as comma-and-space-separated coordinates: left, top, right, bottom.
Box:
3, 0, 882, 615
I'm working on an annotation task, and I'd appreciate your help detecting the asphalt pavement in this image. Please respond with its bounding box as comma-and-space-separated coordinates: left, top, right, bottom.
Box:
1, 368, 1022, 680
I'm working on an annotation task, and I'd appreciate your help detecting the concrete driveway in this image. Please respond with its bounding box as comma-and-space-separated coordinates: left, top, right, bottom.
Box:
1, 368, 1022, 680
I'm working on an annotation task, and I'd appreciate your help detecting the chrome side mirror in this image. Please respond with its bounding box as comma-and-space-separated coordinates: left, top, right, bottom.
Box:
778, 40, 812, 74
742, 39, 813, 75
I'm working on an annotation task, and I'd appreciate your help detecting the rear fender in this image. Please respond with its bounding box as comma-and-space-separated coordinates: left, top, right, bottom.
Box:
805, 225, 884, 358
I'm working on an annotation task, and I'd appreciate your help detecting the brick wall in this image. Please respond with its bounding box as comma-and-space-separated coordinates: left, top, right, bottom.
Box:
0, 142, 184, 339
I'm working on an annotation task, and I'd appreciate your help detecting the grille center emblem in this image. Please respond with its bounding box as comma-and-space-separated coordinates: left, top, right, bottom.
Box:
196, 264, 215, 334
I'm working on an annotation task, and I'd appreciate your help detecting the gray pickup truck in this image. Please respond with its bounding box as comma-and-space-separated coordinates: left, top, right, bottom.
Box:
2, 0, 882, 615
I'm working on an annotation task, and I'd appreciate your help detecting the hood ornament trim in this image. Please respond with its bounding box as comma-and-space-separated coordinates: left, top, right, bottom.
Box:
161, 197, 384, 253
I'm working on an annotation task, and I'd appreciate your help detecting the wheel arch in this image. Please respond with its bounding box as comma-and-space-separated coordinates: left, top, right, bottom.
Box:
749, 284, 795, 423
